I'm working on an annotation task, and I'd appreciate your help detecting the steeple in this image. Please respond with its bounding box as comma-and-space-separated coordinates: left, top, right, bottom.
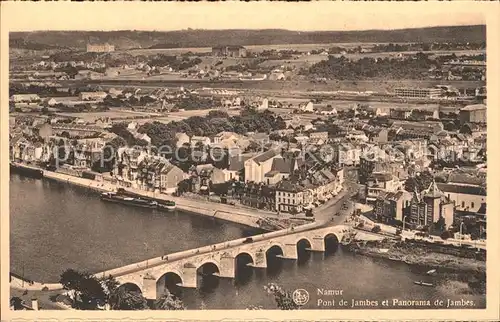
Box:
423, 180, 442, 199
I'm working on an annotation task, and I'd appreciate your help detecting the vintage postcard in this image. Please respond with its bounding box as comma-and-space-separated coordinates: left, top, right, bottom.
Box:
1, 1, 499, 321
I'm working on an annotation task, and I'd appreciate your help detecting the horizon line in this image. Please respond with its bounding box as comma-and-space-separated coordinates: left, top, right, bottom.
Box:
10, 24, 486, 34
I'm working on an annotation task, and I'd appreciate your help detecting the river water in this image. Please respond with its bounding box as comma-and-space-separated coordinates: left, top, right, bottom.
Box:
10, 174, 486, 309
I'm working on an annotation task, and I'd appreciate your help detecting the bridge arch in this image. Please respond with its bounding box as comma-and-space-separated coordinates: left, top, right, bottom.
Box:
234, 251, 255, 265
294, 236, 314, 248
265, 243, 285, 256
323, 232, 340, 253
156, 270, 184, 298
234, 252, 254, 284
296, 237, 313, 263
265, 244, 285, 277
116, 281, 143, 294
196, 259, 221, 276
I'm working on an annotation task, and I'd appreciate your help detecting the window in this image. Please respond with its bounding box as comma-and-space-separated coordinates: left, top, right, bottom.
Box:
461, 201, 465, 208
471, 202, 475, 209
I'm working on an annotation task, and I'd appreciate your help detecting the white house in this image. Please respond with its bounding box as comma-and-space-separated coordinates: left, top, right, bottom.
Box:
244, 149, 281, 183
299, 101, 314, 113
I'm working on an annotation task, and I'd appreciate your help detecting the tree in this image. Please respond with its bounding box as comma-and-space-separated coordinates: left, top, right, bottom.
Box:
59, 269, 105, 309
10, 297, 24, 310
109, 287, 148, 310
60, 269, 89, 292
154, 290, 185, 310
264, 283, 300, 310
440, 230, 453, 240
404, 171, 434, 193
207, 110, 229, 119
100, 275, 120, 303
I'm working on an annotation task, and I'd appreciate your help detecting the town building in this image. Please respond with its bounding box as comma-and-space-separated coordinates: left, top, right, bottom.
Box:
79, 92, 108, 101
394, 87, 443, 99
459, 104, 486, 125
51, 124, 104, 138
298, 101, 314, 113
436, 183, 486, 213
390, 120, 444, 139
365, 172, 401, 203
308, 131, 329, 144
275, 180, 313, 214
175, 133, 190, 148
190, 136, 211, 147
244, 149, 281, 183
211, 45, 247, 58
73, 138, 107, 169
223, 154, 254, 182
373, 190, 412, 223
10, 94, 40, 103
366, 128, 389, 144
389, 108, 413, 120
113, 148, 148, 186
32, 123, 53, 140
408, 181, 455, 229
86, 43, 115, 53
274, 166, 343, 214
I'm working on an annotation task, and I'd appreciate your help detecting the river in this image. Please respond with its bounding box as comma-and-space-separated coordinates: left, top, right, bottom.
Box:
10, 173, 486, 309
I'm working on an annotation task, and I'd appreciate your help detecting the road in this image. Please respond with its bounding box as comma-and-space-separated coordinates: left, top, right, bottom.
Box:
10, 287, 68, 311
314, 180, 359, 226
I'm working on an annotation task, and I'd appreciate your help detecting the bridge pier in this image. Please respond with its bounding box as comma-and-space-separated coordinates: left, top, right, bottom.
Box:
219, 255, 236, 278
309, 237, 326, 252
143, 275, 157, 301
182, 264, 197, 288
252, 249, 267, 268
281, 243, 298, 259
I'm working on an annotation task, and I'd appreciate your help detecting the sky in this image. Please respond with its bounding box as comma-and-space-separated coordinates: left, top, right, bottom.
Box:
2, 2, 488, 32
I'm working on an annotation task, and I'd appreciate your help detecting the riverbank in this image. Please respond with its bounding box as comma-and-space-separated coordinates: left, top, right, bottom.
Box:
342, 238, 486, 295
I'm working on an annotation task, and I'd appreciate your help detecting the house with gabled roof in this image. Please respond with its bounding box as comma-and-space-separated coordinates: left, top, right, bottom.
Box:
244, 149, 281, 183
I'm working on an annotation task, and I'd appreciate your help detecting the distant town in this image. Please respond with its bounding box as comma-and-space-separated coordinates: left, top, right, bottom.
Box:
9, 27, 487, 311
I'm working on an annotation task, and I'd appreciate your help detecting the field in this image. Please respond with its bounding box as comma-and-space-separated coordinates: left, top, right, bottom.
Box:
50, 78, 484, 98
53, 108, 241, 125
122, 47, 212, 57
55, 109, 160, 122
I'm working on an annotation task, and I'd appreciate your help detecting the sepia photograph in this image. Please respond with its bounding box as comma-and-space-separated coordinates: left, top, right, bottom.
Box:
1, 1, 499, 321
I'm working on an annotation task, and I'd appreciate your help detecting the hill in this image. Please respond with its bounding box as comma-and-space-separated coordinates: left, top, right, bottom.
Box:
10, 25, 486, 51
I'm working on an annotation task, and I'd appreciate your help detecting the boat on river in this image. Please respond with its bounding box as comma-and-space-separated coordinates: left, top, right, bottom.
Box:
426, 269, 437, 275
413, 281, 434, 287
116, 188, 176, 211
100, 192, 158, 209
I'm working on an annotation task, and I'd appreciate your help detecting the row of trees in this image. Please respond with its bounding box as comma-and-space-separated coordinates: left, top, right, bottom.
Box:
307, 53, 437, 80
138, 109, 287, 148
147, 54, 202, 71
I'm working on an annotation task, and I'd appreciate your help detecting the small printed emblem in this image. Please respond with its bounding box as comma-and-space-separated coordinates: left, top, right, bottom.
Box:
292, 288, 310, 306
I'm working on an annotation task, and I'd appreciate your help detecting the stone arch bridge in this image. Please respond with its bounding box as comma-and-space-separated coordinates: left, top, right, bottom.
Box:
104, 224, 348, 300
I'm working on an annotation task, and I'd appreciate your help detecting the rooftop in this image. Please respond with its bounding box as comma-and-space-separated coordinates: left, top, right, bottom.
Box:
437, 183, 486, 196
461, 104, 486, 111
252, 149, 280, 165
